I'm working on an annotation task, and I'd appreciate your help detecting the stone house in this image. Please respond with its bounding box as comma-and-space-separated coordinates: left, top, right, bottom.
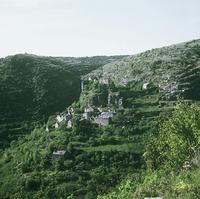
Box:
56, 115, 65, 123
94, 111, 114, 126
143, 83, 149, 90
67, 120, 72, 128
84, 105, 94, 113
83, 105, 95, 120
45, 126, 49, 132
99, 76, 110, 85
108, 91, 119, 107
54, 122, 59, 129
52, 150, 66, 161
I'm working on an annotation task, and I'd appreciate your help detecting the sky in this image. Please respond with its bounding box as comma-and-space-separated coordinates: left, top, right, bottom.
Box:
0, 0, 200, 58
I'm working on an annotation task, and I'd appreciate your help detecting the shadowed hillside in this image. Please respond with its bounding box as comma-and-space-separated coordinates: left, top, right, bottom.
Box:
0, 54, 126, 148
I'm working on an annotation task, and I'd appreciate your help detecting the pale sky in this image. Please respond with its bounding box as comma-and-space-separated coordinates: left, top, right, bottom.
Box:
0, 0, 200, 58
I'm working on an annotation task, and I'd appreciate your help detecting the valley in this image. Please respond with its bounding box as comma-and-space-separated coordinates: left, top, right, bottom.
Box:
0, 39, 200, 199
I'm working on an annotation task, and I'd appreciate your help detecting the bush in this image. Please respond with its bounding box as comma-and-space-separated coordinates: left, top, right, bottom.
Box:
144, 101, 200, 170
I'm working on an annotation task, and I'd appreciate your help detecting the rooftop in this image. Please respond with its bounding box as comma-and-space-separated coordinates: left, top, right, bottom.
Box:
52, 150, 66, 156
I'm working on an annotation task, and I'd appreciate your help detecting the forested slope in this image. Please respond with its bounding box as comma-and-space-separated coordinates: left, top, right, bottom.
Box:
0, 54, 126, 148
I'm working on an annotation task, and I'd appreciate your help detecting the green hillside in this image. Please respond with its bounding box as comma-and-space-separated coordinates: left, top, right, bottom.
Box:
85, 39, 200, 100
0, 54, 126, 148
0, 39, 200, 198
98, 102, 200, 199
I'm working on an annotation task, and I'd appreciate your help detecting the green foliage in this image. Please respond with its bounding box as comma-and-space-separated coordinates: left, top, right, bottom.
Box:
0, 122, 142, 198
0, 54, 125, 148
144, 101, 200, 170
0, 39, 200, 198
97, 102, 200, 199
0, 55, 79, 148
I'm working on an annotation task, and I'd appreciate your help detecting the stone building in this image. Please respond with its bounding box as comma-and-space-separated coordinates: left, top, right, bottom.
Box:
143, 83, 149, 90
52, 150, 66, 160
54, 122, 59, 129
67, 120, 72, 128
94, 111, 114, 126
99, 76, 110, 85
83, 105, 95, 120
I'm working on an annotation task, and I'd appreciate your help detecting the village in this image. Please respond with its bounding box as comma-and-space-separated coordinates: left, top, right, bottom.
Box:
47, 74, 184, 160
50, 76, 125, 131
48, 76, 122, 159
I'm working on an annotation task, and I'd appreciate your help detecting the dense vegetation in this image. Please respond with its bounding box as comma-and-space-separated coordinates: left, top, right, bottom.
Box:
0, 39, 200, 198
0, 125, 143, 198
0, 54, 125, 148
98, 102, 200, 199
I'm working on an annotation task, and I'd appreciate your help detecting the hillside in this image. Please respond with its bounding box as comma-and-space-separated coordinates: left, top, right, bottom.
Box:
85, 39, 200, 100
0, 39, 200, 199
0, 54, 126, 148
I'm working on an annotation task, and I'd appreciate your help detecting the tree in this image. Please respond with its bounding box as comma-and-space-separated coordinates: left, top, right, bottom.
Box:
144, 101, 200, 170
